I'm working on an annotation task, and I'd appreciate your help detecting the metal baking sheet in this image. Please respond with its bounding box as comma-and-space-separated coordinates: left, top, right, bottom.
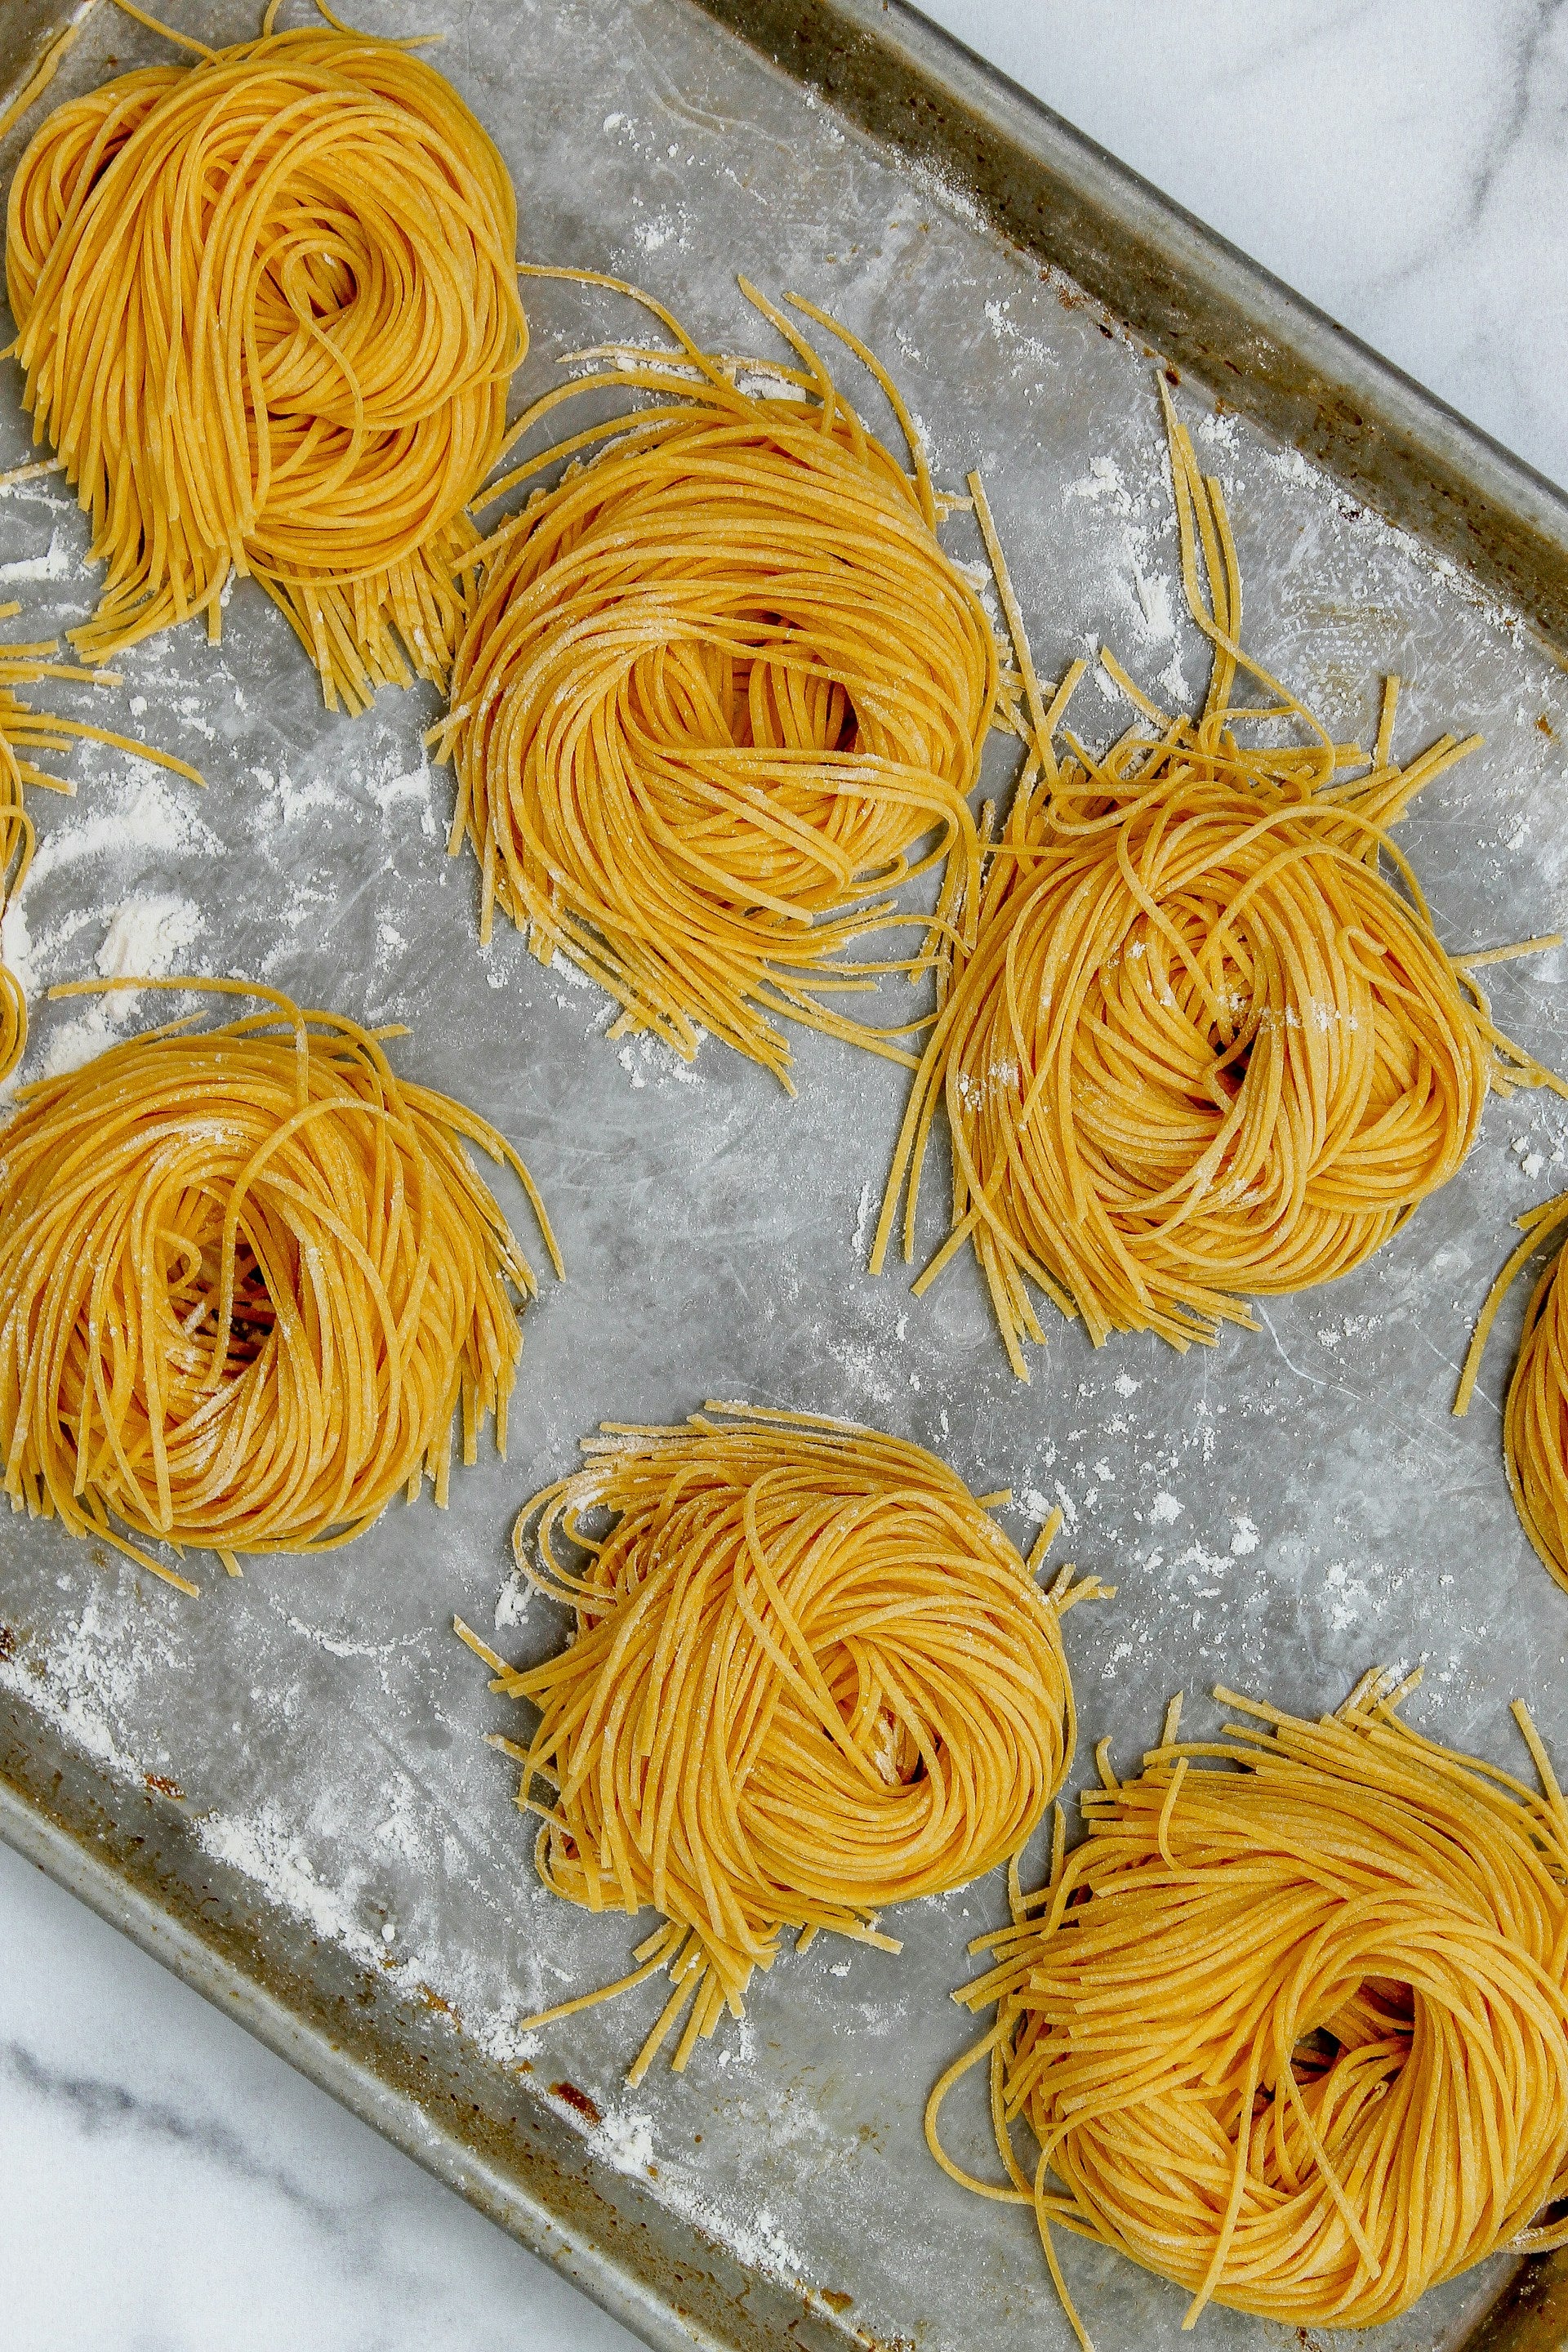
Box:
3, 4, 1568, 2350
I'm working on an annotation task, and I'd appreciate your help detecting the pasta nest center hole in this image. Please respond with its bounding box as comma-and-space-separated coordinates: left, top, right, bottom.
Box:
1284, 1975, 1414, 2091
610, 621, 882, 913
161, 1209, 278, 1373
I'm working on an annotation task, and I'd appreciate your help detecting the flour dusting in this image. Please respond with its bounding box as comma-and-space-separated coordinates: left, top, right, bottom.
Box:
0, 526, 75, 582
39, 894, 203, 1078
28, 773, 220, 887
370, 755, 440, 840
198, 1803, 383, 1965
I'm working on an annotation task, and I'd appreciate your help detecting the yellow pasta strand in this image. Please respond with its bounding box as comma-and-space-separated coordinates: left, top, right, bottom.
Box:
873, 385, 1566, 1364
929, 1673, 1568, 2336
1456, 1187, 1568, 1593
0, 18, 81, 145
0, 979, 560, 1590
473, 1404, 1107, 2072
7, 14, 526, 712
430, 269, 1004, 1089
0, 626, 204, 1084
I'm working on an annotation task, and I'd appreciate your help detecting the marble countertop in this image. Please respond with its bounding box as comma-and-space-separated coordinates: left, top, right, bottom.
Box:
2, 4, 1563, 2348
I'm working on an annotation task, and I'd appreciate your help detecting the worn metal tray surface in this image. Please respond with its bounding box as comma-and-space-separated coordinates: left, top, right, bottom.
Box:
3, 4, 1568, 2350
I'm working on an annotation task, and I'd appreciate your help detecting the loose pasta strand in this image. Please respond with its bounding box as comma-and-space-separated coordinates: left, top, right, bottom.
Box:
0, 625, 204, 1083
0, 18, 82, 144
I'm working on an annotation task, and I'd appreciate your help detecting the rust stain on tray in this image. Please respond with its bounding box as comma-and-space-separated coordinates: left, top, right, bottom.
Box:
551, 2079, 604, 2128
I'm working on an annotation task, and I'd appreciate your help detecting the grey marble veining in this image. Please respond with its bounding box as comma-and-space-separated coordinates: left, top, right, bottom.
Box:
2, 7, 1566, 2351
921, 0, 1568, 496
0, 1838, 638, 2352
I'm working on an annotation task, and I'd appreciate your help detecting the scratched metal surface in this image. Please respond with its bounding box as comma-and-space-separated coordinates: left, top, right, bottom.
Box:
2, 4, 1568, 2351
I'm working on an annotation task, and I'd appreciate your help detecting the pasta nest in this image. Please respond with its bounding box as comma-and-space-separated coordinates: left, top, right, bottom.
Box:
1459, 1187, 1568, 1594
6, 26, 527, 712
434, 271, 1000, 1087
933, 1674, 1568, 2338
876, 390, 1564, 1361
0, 987, 559, 1591
467, 1406, 1103, 2081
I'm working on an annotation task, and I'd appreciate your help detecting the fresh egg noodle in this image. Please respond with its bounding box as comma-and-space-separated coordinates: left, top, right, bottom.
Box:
872, 386, 1566, 1367
6, 5, 527, 713
0, 17, 81, 146
1457, 1190, 1568, 1593
457, 1405, 1107, 2082
929, 1672, 1568, 2343
431, 268, 1007, 1089
0, 979, 560, 1593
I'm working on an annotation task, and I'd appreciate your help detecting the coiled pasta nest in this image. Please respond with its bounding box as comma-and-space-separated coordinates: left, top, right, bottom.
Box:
876, 388, 1565, 1362
7, 22, 526, 710
932, 1673, 1568, 2339
0, 985, 559, 1589
434, 271, 1001, 1086
462, 1405, 1104, 2080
